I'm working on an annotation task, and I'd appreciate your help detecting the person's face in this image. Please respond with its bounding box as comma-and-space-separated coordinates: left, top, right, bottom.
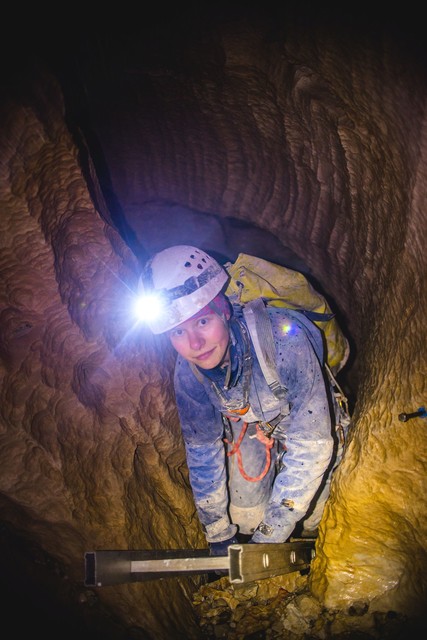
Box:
168, 311, 230, 369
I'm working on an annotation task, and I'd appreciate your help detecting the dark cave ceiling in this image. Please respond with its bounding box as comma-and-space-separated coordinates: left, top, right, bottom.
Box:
6, 3, 425, 271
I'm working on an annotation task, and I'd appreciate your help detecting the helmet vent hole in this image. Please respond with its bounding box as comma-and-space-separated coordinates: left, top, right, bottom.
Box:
184, 261, 191, 267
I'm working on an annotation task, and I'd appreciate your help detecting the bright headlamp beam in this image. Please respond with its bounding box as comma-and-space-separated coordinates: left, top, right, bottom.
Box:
134, 293, 164, 323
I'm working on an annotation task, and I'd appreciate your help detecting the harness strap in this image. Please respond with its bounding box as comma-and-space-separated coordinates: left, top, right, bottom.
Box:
224, 422, 274, 482
242, 299, 290, 436
242, 298, 288, 401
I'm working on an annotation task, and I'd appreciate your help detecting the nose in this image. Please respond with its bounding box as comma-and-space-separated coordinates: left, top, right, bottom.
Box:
188, 329, 205, 351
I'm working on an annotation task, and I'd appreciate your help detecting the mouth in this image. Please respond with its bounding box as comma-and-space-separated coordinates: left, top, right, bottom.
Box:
195, 348, 215, 361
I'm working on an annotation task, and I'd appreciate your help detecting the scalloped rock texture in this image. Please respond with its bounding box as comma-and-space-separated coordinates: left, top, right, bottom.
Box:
1, 6, 426, 639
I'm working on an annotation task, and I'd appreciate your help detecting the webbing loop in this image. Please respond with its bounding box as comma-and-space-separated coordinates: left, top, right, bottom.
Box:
224, 422, 274, 482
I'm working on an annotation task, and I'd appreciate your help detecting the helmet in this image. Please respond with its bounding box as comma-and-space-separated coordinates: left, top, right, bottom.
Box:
138, 245, 229, 334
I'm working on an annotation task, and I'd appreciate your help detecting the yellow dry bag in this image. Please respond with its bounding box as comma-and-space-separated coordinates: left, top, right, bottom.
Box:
225, 253, 350, 374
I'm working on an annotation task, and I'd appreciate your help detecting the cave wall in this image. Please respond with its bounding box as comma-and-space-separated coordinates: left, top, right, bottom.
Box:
1, 7, 427, 639
0, 68, 205, 639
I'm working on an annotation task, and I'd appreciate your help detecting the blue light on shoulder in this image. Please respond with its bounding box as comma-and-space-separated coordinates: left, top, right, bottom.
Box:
281, 322, 297, 336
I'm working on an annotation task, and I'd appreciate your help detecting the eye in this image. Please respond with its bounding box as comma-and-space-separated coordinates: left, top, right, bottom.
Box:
198, 317, 210, 327
170, 327, 184, 338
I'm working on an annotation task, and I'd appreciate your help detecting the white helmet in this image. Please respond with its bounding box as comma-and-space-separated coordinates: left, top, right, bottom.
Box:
138, 245, 229, 334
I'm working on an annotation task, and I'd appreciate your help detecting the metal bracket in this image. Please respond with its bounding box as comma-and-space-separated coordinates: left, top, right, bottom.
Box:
229, 540, 315, 583
84, 540, 315, 587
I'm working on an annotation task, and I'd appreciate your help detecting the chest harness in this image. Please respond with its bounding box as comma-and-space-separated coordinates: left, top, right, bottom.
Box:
190, 300, 291, 482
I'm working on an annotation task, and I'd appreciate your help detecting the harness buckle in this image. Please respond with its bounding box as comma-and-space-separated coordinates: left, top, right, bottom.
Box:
258, 403, 291, 439
258, 421, 276, 438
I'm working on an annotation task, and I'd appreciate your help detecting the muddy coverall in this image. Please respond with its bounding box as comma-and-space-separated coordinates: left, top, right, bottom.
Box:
173, 304, 342, 544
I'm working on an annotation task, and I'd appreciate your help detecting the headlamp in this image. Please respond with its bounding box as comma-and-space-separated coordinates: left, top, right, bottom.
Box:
133, 292, 166, 324
134, 265, 221, 324
134, 260, 226, 331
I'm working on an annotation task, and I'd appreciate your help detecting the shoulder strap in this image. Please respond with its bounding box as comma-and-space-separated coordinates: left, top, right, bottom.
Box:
242, 298, 287, 402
